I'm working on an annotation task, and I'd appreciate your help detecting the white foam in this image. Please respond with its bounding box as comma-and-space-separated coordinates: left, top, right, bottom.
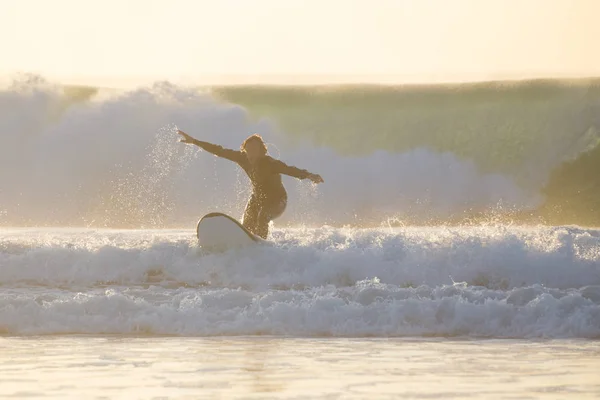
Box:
1, 225, 599, 338
0, 225, 598, 290
1, 282, 599, 337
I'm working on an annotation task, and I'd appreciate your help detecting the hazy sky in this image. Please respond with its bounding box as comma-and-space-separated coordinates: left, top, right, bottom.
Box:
1, 0, 599, 86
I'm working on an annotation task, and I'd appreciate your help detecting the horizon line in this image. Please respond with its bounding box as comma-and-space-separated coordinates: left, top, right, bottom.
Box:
2, 71, 600, 89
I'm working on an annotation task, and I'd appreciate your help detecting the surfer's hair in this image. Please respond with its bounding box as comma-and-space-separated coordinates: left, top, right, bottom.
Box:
241, 134, 267, 155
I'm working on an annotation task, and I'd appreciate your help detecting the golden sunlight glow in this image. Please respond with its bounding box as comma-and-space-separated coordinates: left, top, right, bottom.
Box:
1, 0, 599, 86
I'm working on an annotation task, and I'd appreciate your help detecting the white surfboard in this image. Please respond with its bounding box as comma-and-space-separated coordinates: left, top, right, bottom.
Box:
196, 212, 266, 252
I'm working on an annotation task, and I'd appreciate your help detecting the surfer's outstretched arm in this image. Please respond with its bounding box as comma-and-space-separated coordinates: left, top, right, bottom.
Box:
271, 159, 324, 183
177, 130, 243, 163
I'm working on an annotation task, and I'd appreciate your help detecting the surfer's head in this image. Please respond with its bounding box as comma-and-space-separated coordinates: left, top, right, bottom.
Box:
241, 134, 267, 163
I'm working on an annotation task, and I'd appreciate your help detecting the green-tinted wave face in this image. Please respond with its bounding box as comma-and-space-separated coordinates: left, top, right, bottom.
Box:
2, 75, 599, 228
213, 80, 600, 184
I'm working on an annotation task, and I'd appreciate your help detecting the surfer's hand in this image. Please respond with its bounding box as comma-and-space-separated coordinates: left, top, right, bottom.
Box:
308, 173, 324, 184
177, 130, 195, 144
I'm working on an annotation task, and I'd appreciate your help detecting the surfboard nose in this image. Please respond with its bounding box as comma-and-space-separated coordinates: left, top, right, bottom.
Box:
196, 212, 263, 251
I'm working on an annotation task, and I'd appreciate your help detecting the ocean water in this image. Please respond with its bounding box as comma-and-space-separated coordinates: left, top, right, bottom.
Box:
1, 75, 600, 398
1, 226, 600, 398
2, 337, 599, 399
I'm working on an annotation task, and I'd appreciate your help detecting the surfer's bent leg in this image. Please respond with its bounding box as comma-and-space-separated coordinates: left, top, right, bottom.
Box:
254, 198, 287, 239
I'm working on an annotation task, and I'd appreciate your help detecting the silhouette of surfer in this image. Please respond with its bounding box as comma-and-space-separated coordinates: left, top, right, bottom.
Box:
178, 130, 324, 239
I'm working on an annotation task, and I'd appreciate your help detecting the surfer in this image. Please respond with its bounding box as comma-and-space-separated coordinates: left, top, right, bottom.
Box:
177, 130, 324, 239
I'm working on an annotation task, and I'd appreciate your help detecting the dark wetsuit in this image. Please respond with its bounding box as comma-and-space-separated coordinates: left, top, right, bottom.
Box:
191, 139, 311, 239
